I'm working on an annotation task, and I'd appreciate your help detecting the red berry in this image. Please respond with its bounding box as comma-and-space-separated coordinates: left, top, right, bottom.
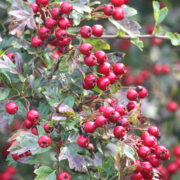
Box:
88, 143, 95, 153
49, 38, 57, 46
167, 162, 178, 174
99, 105, 108, 113
80, 43, 93, 55
119, 39, 131, 51
61, 2, 73, 14
57, 172, 71, 180
127, 101, 137, 111
104, 106, 115, 118
142, 171, 153, 180
138, 146, 151, 159
153, 63, 162, 75
45, 18, 57, 29
31, 36, 43, 48
24, 118, 32, 129
77, 135, 90, 148
38, 135, 51, 148
98, 62, 112, 75
92, 25, 104, 37
30, 3, 40, 13
146, 24, 154, 34
167, 101, 178, 112
113, 63, 127, 75
132, 160, 143, 173
111, 0, 124, 7
39, 0, 48, 5
19, 152, 26, 158
118, 117, 131, 131
113, 8, 125, 21
51, 7, 62, 19
130, 172, 143, 180
58, 18, 71, 30
95, 115, 108, 127
127, 89, 138, 101
148, 154, 161, 168
55, 29, 67, 40
124, 0, 129, 3
6, 52, 16, 63
106, 72, 117, 84
161, 64, 171, 74
84, 74, 97, 88
58, 46, 68, 53
97, 77, 110, 91
155, 145, 170, 160
115, 104, 127, 116
25, 150, 32, 156
6, 102, 18, 114
12, 154, 19, 161
44, 123, 54, 133
27, 110, 40, 122
103, 4, 115, 16
94, 51, 107, 64
150, 38, 163, 46
84, 121, 96, 133
31, 127, 38, 136
141, 132, 150, 140
176, 158, 180, 168
173, 145, 180, 157
83, 81, 91, 90
109, 111, 120, 123
57, 38, 69, 47
141, 68, 150, 79
80, 26, 93, 38
84, 55, 97, 66
39, 27, 51, 39
136, 86, 148, 99
114, 126, 126, 139
143, 135, 155, 147
148, 126, 160, 137
142, 161, 152, 174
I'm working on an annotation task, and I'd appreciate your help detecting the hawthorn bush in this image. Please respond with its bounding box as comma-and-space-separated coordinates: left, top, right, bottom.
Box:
0, 0, 180, 180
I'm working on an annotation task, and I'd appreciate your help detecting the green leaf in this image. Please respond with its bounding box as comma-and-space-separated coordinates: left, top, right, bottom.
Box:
130, 38, 144, 51
83, 39, 110, 51
0, 1, 8, 8
0, 111, 14, 129
117, 29, 125, 37
110, 81, 121, 94
38, 101, 50, 119
0, 88, 10, 100
16, 101, 27, 117
64, 94, 75, 108
34, 166, 56, 180
165, 32, 180, 46
6, 153, 18, 168
37, 125, 47, 136
18, 156, 40, 165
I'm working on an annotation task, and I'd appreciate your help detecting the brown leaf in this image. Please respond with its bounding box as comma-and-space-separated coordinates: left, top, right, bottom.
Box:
7, 140, 20, 152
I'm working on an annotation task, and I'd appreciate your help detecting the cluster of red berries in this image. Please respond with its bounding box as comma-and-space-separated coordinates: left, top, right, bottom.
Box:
131, 126, 170, 180
0, 166, 17, 180
153, 63, 171, 75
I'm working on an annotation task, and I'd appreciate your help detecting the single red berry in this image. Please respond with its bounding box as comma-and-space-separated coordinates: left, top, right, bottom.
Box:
146, 24, 154, 34
61, 2, 73, 14
118, 117, 131, 131
58, 46, 68, 53
12, 154, 19, 161
136, 86, 148, 99
130, 172, 143, 180
109, 111, 120, 123
95, 115, 108, 127
148, 154, 161, 168
45, 18, 57, 29
6, 102, 18, 114
31, 127, 38, 136
94, 50, 107, 64
143, 135, 155, 147
84, 121, 96, 133
57, 38, 69, 47
83, 81, 91, 90
115, 104, 127, 116
153, 63, 162, 75
106, 72, 117, 84
167, 162, 178, 174
104, 106, 115, 118
142, 161, 152, 174
24, 118, 32, 129
119, 39, 131, 51
55, 29, 67, 40
142, 171, 154, 180
92, 25, 104, 37
58, 18, 71, 30
113, 63, 127, 75
120, 4, 128, 8
44, 123, 54, 133
155, 145, 170, 160
39, 0, 48, 5
111, 0, 124, 7
132, 160, 143, 173
57, 172, 71, 180
27, 110, 40, 122
38, 135, 51, 148
148, 126, 160, 137
134, 75, 145, 85
30, 3, 40, 13
80, 26, 93, 38
80, 43, 93, 55
98, 62, 112, 75
84, 54, 97, 66
19, 152, 26, 158
39, 27, 51, 39
49, 38, 57, 46
141, 68, 150, 79
138, 146, 151, 159
77, 135, 90, 148
51, 7, 62, 19
127, 89, 138, 101
84, 74, 97, 88
127, 101, 137, 111
173, 145, 180, 157
167, 101, 178, 112
141, 132, 150, 140
6, 52, 16, 63
97, 77, 110, 91
99, 105, 108, 113
31, 36, 43, 48
103, 4, 115, 16
161, 64, 171, 74
113, 8, 125, 21
25, 150, 32, 156
150, 38, 163, 46
151, 141, 158, 153
114, 126, 126, 139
